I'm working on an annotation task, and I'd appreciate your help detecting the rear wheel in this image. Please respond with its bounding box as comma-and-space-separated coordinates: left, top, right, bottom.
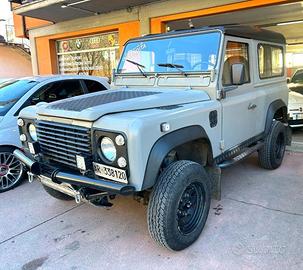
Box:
0, 147, 25, 193
258, 121, 286, 170
147, 160, 211, 251
43, 185, 74, 201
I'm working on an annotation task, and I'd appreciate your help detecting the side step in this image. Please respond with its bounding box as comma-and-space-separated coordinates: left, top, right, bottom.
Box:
218, 142, 264, 169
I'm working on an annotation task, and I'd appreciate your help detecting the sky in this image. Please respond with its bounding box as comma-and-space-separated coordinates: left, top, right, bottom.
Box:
0, 0, 13, 38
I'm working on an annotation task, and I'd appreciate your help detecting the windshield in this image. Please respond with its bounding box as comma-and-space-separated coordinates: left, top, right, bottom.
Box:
117, 31, 221, 75
0, 79, 38, 116
291, 70, 303, 83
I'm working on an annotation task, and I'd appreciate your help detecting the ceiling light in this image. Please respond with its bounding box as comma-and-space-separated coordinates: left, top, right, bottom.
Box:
277, 20, 303, 26
61, 0, 91, 9
68, 0, 91, 6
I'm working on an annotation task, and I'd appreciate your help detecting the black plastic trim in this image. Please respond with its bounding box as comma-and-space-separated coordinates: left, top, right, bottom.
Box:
265, 99, 287, 135
142, 125, 211, 190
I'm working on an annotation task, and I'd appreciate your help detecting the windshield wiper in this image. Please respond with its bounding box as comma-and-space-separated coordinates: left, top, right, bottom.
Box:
157, 63, 188, 77
126, 59, 147, 77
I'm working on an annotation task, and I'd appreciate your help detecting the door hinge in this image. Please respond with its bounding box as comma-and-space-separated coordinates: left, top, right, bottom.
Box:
220, 140, 225, 151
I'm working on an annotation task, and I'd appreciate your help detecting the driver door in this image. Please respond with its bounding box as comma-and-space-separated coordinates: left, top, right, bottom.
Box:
220, 38, 259, 151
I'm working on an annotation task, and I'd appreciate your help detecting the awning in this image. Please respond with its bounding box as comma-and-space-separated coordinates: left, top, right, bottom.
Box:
14, 0, 158, 23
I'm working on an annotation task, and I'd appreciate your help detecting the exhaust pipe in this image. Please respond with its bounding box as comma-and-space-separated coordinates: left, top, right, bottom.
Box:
13, 149, 40, 175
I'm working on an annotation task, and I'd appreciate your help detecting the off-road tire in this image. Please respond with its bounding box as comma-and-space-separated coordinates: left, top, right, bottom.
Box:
43, 184, 74, 201
147, 160, 211, 251
258, 121, 286, 170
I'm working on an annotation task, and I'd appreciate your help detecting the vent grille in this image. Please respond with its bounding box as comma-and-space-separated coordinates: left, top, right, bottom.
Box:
36, 121, 91, 168
47, 91, 160, 112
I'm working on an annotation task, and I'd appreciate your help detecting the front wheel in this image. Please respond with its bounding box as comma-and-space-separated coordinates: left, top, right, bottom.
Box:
258, 121, 287, 170
147, 160, 211, 251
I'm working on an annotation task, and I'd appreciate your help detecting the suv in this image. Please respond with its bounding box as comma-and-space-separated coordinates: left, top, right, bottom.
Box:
14, 26, 290, 251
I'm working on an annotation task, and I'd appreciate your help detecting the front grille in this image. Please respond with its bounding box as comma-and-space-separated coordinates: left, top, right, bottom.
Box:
36, 121, 91, 168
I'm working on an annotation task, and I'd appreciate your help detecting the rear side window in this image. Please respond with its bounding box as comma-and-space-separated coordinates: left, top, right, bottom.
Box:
258, 44, 284, 79
31, 80, 84, 104
84, 80, 107, 93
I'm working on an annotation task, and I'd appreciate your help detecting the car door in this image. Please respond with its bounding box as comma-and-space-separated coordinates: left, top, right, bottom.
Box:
220, 38, 259, 151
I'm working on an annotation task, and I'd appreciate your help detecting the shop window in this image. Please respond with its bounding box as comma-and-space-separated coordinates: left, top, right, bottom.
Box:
84, 79, 107, 93
57, 32, 120, 79
222, 41, 250, 86
258, 44, 284, 79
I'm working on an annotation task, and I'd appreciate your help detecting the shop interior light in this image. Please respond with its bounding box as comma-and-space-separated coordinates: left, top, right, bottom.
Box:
277, 20, 303, 26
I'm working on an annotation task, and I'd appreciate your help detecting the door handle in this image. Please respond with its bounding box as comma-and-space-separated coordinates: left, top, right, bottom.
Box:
248, 103, 257, 110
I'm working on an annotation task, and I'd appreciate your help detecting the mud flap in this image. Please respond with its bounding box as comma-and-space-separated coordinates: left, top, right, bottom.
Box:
206, 166, 221, 201
286, 125, 292, 146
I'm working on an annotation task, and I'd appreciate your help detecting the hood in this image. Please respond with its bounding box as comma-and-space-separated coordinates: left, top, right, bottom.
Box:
288, 82, 303, 94
36, 88, 210, 122
289, 91, 303, 105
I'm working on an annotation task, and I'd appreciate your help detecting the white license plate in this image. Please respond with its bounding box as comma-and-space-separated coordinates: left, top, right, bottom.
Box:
294, 113, 303, 120
93, 162, 128, 184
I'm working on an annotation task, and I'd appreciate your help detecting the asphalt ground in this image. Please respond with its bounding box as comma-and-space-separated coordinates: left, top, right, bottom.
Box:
0, 150, 302, 270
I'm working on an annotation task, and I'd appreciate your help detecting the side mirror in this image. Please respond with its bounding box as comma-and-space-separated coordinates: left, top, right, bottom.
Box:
231, 63, 245, 85
287, 78, 291, 84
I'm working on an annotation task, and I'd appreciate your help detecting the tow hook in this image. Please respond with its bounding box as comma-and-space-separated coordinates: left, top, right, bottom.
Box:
75, 192, 82, 204
28, 172, 35, 183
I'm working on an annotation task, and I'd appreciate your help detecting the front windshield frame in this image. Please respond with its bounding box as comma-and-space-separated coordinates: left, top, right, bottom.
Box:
116, 29, 222, 76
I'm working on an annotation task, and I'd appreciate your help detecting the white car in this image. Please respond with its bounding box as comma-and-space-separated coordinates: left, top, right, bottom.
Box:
288, 90, 303, 128
287, 69, 303, 128
0, 75, 110, 192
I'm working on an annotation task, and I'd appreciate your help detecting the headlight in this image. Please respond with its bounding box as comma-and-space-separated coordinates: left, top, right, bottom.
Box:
100, 137, 117, 162
28, 124, 38, 141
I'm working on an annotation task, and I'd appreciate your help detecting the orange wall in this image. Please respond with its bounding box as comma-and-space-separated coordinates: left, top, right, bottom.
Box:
35, 21, 140, 75
12, 2, 51, 38
150, 0, 295, 34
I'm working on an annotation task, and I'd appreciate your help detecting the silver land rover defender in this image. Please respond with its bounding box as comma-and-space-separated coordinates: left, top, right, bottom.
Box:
14, 26, 290, 251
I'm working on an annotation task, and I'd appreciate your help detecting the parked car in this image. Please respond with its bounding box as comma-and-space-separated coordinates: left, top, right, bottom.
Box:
15, 26, 289, 251
288, 69, 303, 127
288, 68, 303, 95
0, 75, 109, 193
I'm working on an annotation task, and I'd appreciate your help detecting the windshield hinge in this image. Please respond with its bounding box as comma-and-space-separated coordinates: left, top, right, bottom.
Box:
210, 69, 216, 82
220, 140, 225, 151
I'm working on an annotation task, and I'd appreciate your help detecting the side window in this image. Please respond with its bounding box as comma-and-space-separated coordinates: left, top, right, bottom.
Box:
31, 80, 84, 104
222, 41, 250, 86
84, 80, 107, 93
258, 44, 284, 79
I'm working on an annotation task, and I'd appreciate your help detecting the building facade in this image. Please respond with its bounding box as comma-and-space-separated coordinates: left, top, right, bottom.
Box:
11, 0, 303, 78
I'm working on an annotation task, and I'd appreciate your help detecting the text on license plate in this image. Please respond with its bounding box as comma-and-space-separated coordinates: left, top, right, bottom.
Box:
93, 162, 128, 184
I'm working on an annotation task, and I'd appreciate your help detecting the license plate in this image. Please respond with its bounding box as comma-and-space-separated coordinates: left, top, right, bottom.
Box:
93, 162, 128, 184
295, 113, 303, 120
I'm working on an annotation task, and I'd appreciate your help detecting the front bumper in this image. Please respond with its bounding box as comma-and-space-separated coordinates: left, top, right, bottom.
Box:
289, 119, 303, 128
13, 149, 135, 196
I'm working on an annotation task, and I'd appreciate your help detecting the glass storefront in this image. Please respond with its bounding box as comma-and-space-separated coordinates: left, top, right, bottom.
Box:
56, 32, 120, 78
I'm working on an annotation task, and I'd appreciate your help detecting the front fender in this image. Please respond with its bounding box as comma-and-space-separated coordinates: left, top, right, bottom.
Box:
0, 126, 22, 149
142, 125, 210, 190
